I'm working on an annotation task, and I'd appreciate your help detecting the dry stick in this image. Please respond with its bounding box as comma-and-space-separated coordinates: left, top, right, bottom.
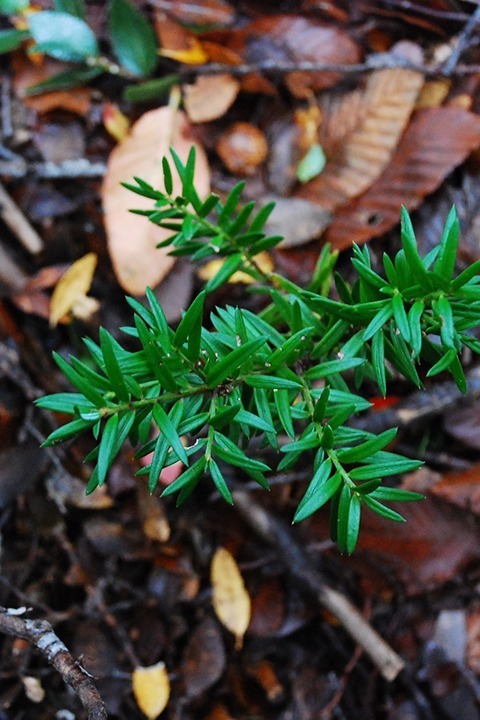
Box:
232, 490, 405, 682
0, 606, 107, 720
442, 3, 480, 75
0, 181, 44, 254
183, 56, 480, 79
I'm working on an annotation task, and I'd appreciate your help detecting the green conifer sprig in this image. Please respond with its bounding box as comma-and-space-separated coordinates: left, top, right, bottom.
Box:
36, 148, 480, 553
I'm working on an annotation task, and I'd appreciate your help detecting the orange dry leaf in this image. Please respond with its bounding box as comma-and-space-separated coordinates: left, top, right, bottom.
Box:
132, 662, 170, 719
211, 547, 251, 649
160, 40, 209, 65
12, 56, 91, 115
49, 253, 98, 327
325, 106, 480, 250
183, 74, 240, 123
198, 252, 273, 284
103, 103, 130, 142
297, 65, 424, 212
102, 107, 210, 295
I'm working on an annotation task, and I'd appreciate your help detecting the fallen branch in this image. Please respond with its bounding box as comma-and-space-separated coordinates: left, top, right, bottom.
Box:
0, 606, 107, 720
232, 491, 405, 682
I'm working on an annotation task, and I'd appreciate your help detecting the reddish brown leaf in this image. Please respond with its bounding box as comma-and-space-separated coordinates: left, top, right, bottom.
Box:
249, 578, 286, 637
443, 401, 480, 450
354, 495, 480, 593
13, 56, 91, 115
241, 16, 361, 98
324, 107, 480, 250
182, 617, 226, 699
216, 122, 268, 176
429, 463, 480, 515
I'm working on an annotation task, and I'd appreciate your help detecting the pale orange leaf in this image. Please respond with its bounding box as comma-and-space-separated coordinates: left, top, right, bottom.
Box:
102, 107, 210, 295
49, 253, 97, 327
297, 67, 424, 212
211, 547, 251, 649
183, 74, 240, 123
132, 662, 170, 719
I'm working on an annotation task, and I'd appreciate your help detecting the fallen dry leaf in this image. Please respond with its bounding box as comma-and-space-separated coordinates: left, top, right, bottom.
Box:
132, 662, 170, 719
49, 252, 97, 327
182, 617, 226, 699
241, 16, 361, 98
324, 107, 480, 249
352, 495, 480, 594
429, 463, 480, 515
183, 74, 240, 123
211, 547, 251, 649
103, 103, 130, 142
157, 0, 235, 26
102, 107, 210, 294
297, 65, 424, 212
12, 56, 91, 115
216, 122, 268, 176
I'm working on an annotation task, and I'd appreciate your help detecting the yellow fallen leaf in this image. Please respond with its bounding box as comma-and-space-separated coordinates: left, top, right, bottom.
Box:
49, 253, 97, 327
211, 547, 251, 649
132, 662, 170, 719
159, 39, 209, 65
198, 252, 273, 285
102, 107, 210, 295
103, 102, 130, 142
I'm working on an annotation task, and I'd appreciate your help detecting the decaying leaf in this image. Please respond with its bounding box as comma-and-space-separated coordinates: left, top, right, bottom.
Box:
240, 15, 361, 98
49, 252, 97, 327
216, 121, 268, 176
198, 252, 273, 284
297, 65, 424, 212
325, 107, 480, 249
182, 617, 226, 699
132, 661, 170, 719
102, 107, 210, 295
103, 103, 130, 142
211, 546, 251, 649
429, 463, 480, 515
183, 74, 240, 123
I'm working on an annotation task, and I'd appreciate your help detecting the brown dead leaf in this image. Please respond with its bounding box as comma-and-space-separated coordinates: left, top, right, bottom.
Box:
182, 617, 226, 699
132, 662, 170, 719
102, 107, 210, 295
155, 13, 210, 64
211, 547, 251, 648
49, 253, 97, 327
12, 56, 91, 115
216, 122, 268, 176
429, 463, 480, 515
183, 74, 240, 123
241, 16, 361, 98
353, 495, 480, 593
324, 107, 480, 249
467, 610, 480, 674
297, 66, 424, 212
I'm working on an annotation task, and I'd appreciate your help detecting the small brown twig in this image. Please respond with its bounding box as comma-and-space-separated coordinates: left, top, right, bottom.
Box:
0, 181, 44, 254
232, 491, 405, 681
0, 606, 107, 720
441, 3, 480, 75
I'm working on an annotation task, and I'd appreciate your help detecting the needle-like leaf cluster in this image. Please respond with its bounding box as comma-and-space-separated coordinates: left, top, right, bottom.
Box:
36, 149, 480, 553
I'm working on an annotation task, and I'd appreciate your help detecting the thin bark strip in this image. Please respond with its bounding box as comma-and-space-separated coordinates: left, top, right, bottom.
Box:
0, 606, 107, 720
232, 492, 405, 681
